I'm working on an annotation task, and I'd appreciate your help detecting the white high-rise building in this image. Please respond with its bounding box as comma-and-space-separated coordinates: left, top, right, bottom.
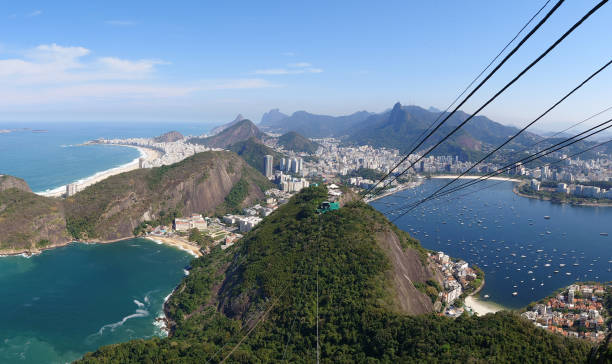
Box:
66, 183, 78, 197
264, 155, 274, 178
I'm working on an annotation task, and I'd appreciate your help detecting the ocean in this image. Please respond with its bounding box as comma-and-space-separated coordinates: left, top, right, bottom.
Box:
0, 121, 214, 193
0, 121, 213, 363
371, 178, 612, 308
0, 240, 193, 364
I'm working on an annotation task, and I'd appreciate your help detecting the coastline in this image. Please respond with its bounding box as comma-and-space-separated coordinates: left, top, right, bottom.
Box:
0, 235, 202, 258
144, 236, 203, 257
513, 183, 612, 208
430, 174, 522, 183
365, 180, 424, 202
36, 144, 161, 198
464, 294, 505, 316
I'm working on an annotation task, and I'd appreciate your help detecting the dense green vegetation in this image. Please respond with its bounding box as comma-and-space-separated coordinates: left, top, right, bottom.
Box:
343, 167, 384, 181
228, 137, 285, 174
0, 188, 70, 250
188, 228, 214, 248
221, 177, 249, 213
79, 186, 597, 363
277, 131, 320, 154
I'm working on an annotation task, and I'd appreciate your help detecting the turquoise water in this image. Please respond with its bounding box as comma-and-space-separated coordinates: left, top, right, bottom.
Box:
371, 179, 612, 308
0, 240, 193, 363
0, 121, 213, 193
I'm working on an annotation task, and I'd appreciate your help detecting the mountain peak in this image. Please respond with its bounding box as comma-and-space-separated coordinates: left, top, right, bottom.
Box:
233, 114, 246, 123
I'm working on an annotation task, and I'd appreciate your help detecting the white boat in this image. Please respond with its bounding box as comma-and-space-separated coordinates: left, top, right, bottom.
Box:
512, 292, 518, 296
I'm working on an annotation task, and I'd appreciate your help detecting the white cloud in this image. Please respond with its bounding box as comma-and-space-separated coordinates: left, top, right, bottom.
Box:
288, 62, 311, 68
27, 10, 42, 17
0, 43, 277, 107
105, 20, 136, 26
254, 62, 323, 75
98, 57, 167, 74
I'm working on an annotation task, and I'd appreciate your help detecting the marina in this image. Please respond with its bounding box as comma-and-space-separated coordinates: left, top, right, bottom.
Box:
371, 178, 612, 308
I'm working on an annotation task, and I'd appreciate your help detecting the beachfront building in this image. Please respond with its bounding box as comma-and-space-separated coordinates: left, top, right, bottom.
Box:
174, 214, 207, 232
66, 183, 78, 196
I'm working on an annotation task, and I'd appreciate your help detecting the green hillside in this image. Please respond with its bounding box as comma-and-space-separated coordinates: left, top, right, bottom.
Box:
65, 151, 272, 241
277, 131, 320, 154
79, 186, 594, 363
228, 137, 285, 174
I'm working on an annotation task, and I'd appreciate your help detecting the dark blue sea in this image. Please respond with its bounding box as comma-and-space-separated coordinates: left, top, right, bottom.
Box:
371, 178, 612, 309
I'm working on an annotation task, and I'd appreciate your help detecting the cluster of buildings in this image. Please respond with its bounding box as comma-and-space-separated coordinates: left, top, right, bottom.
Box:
530, 180, 612, 200
307, 139, 401, 177
430, 251, 479, 305
274, 171, 310, 193
521, 283, 610, 342
92, 137, 214, 168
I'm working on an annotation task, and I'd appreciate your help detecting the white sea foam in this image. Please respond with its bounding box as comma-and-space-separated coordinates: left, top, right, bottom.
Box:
35, 144, 145, 196
134, 299, 145, 308
97, 309, 149, 335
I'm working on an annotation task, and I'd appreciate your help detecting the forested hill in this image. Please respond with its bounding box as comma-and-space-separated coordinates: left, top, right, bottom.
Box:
228, 137, 285, 174
65, 151, 272, 241
189, 119, 265, 149
0, 151, 272, 252
79, 186, 595, 363
277, 131, 320, 154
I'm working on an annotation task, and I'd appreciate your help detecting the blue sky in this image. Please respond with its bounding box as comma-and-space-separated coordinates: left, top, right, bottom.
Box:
0, 0, 610, 130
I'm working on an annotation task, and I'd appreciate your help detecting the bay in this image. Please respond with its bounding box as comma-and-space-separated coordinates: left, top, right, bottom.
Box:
371, 178, 612, 308
0, 239, 193, 364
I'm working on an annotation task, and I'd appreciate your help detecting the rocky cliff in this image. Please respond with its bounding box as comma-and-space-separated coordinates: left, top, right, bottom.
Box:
64, 151, 272, 241
0, 186, 71, 253
0, 175, 32, 193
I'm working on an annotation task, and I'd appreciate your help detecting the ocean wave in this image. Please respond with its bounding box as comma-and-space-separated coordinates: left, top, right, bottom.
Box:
92, 295, 152, 337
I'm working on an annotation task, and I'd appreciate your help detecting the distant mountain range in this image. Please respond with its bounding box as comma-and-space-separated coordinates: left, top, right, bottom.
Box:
259, 109, 372, 138
346, 103, 542, 159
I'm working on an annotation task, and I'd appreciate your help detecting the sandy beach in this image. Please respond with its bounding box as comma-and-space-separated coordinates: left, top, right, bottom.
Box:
464, 295, 505, 316
145, 236, 203, 257
37, 145, 161, 198
430, 175, 522, 183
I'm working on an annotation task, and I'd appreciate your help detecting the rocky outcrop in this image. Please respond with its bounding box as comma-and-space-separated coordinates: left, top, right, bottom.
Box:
210, 114, 247, 136
0, 188, 71, 252
154, 131, 184, 143
0, 175, 32, 193
189, 120, 265, 149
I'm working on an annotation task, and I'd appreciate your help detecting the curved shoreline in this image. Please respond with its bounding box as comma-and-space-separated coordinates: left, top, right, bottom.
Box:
513, 183, 612, 208
36, 144, 161, 198
0, 235, 202, 258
